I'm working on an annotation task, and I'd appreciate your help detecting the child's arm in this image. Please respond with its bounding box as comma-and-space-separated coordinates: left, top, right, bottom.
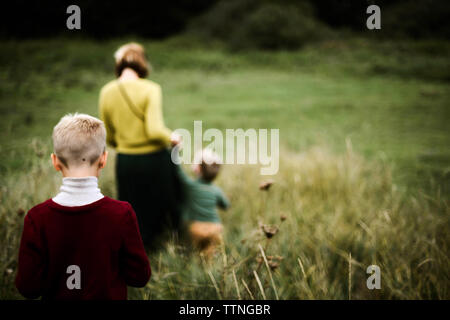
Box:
15, 213, 46, 299
217, 188, 230, 210
175, 163, 194, 186
119, 205, 151, 287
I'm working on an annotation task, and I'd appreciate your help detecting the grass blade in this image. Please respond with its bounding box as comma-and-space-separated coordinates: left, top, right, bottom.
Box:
208, 270, 222, 300
232, 269, 241, 300
241, 279, 255, 300
253, 270, 266, 300
297, 257, 307, 278
258, 243, 279, 300
348, 252, 352, 300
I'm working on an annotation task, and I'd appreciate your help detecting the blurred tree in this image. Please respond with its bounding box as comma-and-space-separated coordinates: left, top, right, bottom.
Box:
1, 0, 448, 41
0, 0, 218, 39
189, 0, 330, 50
230, 3, 328, 50
382, 0, 450, 39
314, 0, 450, 37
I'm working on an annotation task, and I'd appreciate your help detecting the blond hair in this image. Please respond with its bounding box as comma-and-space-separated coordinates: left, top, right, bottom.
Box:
52, 113, 106, 168
114, 42, 151, 78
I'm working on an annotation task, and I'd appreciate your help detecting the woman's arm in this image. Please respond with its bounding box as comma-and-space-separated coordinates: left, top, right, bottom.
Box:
99, 89, 117, 148
144, 84, 172, 145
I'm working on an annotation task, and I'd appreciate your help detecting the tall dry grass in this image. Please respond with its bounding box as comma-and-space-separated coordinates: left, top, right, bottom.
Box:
0, 139, 448, 299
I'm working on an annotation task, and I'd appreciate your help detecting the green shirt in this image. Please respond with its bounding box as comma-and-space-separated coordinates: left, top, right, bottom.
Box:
176, 165, 229, 223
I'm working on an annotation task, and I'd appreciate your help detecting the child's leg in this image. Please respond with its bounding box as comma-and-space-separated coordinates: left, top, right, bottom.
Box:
189, 222, 223, 259
203, 232, 222, 258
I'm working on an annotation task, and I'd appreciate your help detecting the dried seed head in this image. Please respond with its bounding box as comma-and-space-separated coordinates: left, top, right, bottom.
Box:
259, 180, 274, 191
261, 224, 278, 239
268, 261, 279, 271
280, 214, 287, 221
17, 208, 25, 216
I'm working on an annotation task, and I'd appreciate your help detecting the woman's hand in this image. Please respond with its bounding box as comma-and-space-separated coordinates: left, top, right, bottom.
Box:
170, 132, 182, 147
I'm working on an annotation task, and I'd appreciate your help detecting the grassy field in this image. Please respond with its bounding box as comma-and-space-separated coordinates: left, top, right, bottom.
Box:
0, 36, 449, 299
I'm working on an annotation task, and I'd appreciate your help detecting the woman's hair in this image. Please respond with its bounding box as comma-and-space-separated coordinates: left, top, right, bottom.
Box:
114, 42, 151, 78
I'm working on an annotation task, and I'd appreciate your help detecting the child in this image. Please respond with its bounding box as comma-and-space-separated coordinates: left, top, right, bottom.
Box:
15, 113, 151, 300
176, 149, 230, 258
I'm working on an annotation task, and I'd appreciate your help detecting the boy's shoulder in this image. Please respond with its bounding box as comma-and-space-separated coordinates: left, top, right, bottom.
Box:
209, 183, 224, 194
102, 197, 136, 219
95, 196, 133, 213
27, 199, 54, 217
197, 181, 226, 200
27, 197, 133, 220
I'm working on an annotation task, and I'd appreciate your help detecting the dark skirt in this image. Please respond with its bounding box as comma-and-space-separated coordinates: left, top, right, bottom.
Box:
116, 149, 182, 249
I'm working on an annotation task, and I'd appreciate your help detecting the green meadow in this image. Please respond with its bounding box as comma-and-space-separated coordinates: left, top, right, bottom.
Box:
0, 37, 449, 299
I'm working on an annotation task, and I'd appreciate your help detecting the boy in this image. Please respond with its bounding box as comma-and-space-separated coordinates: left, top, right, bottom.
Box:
15, 113, 151, 300
176, 149, 230, 258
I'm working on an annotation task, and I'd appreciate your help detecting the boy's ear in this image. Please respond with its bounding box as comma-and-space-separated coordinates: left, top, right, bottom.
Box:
98, 151, 108, 169
51, 153, 62, 172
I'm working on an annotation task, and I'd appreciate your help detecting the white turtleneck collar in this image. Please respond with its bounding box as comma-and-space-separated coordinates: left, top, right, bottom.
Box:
52, 176, 104, 207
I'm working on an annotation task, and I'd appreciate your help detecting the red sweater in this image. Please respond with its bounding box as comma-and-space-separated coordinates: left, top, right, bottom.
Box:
15, 197, 151, 300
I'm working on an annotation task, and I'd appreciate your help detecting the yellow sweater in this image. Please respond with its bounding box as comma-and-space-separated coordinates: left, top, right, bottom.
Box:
99, 79, 172, 154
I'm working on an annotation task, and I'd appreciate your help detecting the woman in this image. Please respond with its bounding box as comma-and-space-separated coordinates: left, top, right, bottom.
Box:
99, 42, 181, 249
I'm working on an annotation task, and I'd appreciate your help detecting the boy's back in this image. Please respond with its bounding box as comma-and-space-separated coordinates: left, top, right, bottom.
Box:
173, 148, 229, 259
176, 165, 229, 223
15, 196, 151, 300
